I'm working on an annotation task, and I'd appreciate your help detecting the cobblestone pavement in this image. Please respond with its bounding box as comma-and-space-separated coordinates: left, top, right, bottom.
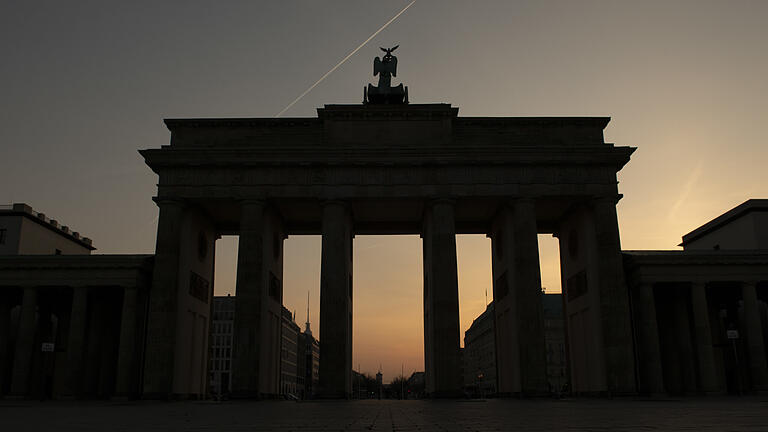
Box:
1, 398, 767, 431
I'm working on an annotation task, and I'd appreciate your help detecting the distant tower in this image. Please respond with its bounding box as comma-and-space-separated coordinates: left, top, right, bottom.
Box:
305, 290, 312, 336
376, 367, 383, 400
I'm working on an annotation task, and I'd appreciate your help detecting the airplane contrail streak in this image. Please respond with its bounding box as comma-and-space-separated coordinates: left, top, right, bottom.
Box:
275, 1, 416, 117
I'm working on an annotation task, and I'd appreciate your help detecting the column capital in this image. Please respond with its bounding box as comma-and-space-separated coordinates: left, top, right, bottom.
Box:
239, 198, 266, 206
637, 281, 654, 290
426, 197, 456, 208
590, 194, 623, 206
505, 197, 535, 206
152, 197, 186, 207
320, 199, 350, 209
491, 199, 536, 227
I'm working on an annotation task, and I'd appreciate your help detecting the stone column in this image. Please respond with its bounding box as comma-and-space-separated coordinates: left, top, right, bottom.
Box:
64, 285, 88, 397
115, 286, 138, 398
633, 282, 664, 395
232, 200, 266, 397
143, 199, 185, 397
0, 292, 11, 395
232, 200, 284, 398
591, 197, 636, 394
742, 281, 768, 391
511, 200, 547, 394
319, 201, 353, 398
690, 281, 721, 394
10, 286, 37, 397
422, 199, 461, 397
490, 220, 521, 395
491, 200, 547, 395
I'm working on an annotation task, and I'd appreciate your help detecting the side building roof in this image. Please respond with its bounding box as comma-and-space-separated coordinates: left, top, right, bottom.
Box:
0, 203, 95, 250
680, 199, 768, 247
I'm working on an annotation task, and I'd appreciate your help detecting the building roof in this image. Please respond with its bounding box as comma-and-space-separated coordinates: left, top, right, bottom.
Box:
0, 203, 95, 250
680, 199, 768, 247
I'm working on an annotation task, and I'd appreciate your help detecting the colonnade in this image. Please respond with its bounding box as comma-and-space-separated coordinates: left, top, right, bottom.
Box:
139, 195, 634, 398
633, 279, 768, 395
0, 284, 143, 398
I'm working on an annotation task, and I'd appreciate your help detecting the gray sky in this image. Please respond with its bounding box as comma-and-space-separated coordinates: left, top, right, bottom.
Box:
2, 0, 767, 380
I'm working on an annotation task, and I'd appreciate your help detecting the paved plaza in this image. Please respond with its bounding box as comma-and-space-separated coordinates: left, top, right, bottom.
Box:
1, 398, 767, 431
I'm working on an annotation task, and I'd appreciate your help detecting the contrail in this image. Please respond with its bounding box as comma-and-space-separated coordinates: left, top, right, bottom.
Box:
275, 1, 416, 117
667, 161, 703, 221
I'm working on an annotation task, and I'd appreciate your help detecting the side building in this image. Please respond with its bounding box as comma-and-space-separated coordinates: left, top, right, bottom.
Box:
0, 203, 95, 255
0, 203, 154, 400
623, 199, 768, 395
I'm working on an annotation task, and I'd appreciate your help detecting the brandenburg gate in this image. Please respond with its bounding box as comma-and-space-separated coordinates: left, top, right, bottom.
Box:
139, 50, 636, 398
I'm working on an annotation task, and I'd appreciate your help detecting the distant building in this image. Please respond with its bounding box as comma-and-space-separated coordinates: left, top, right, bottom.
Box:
297, 302, 319, 399
407, 371, 425, 398
351, 370, 365, 399
463, 295, 566, 396
376, 370, 383, 399
209, 295, 235, 396
542, 293, 567, 392
0, 203, 95, 255
463, 302, 496, 396
280, 306, 300, 396
208, 297, 318, 399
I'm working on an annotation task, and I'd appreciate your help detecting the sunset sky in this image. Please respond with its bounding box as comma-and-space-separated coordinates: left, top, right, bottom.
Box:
2, 1, 766, 381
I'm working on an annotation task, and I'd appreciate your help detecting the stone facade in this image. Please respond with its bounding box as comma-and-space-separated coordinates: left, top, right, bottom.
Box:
135, 103, 635, 398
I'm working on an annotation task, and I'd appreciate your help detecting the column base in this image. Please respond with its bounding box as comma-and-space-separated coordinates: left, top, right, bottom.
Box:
141, 392, 204, 400
495, 390, 557, 398
3, 394, 28, 400
229, 390, 281, 400
699, 390, 727, 396
110, 395, 133, 402
316, 391, 350, 399
428, 390, 464, 399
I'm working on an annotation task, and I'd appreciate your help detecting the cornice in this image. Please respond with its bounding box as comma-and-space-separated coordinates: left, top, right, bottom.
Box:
0, 254, 154, 270
623, 250, 768, 267
140, 145, 635, 168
